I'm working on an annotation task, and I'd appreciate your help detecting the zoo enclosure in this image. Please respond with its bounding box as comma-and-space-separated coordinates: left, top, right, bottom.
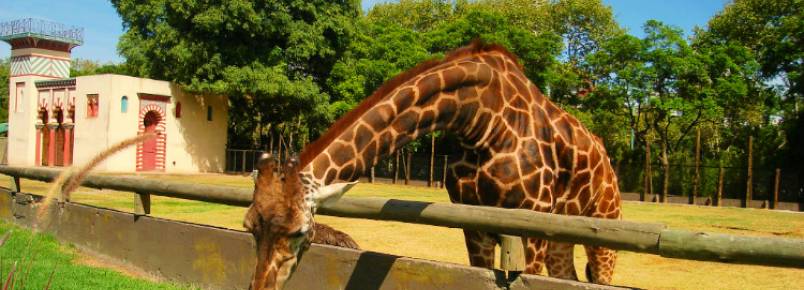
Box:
2, 165, 802, 270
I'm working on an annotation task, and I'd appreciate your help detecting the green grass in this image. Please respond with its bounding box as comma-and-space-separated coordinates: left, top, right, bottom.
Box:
0, 220, 193, 290
3, 174, 803, 289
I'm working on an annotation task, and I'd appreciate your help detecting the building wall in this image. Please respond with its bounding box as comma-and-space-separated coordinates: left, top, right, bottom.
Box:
166, 86, 228, 173
6, 75, 59, 166
71, 75, 227, 173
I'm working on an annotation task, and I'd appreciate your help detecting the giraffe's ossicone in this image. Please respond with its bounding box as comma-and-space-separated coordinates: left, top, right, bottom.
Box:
247, 40, 623, 288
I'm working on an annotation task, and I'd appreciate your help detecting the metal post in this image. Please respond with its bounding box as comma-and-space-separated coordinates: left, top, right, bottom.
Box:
773, 169, 780, 210
405, 151, 412, 185
746, 136, 753, 208
429, 134, 435, 187
241, 150, 246, 173
717, 165, 724, 207
442, 155, 448, 189
692, 126, 700, 205
393, 151, 399, 184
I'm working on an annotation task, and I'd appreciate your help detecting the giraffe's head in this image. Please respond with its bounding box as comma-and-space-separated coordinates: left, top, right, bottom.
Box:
244, 155, 311, 290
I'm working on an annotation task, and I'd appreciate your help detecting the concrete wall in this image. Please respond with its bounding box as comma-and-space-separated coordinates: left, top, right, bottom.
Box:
0, 190, 626, 290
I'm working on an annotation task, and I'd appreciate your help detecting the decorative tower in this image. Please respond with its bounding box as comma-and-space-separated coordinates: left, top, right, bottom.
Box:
1, 18, 82, 166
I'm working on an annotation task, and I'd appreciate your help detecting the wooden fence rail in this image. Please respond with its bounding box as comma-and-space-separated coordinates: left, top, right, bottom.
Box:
1, 166, 802, 269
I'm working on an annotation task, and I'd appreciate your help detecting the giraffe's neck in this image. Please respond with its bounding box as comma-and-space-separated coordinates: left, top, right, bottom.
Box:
301, 51, 546, 189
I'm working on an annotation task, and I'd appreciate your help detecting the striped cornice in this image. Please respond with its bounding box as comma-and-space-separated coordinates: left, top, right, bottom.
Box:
35, 78, 76, 89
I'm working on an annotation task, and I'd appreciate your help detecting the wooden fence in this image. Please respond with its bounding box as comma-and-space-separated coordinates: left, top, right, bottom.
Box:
1, 165, 802, 270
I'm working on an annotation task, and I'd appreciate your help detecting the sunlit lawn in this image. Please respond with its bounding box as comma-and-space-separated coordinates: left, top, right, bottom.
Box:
3, 173, 803, 290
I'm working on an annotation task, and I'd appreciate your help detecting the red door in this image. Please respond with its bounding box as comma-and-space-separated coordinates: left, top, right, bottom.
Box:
142, 111, 159, 171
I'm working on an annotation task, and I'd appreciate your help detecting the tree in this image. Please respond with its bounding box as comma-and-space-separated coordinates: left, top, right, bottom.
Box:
701, 0, 803, 101
0, 58, 8, 123
426, 9, 563, 89
71, 58, 132, 77
367, 0, 456, 32
112, 0, 360, 149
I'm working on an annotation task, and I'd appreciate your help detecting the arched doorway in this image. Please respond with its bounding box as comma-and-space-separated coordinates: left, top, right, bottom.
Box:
141, 111, 161, 171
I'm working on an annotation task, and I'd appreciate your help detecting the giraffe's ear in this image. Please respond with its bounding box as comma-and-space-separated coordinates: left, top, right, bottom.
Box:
313, 181, 358, 208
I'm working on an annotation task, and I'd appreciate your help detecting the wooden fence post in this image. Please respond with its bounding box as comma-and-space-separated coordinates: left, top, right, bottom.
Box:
717, 166, 724, 207
428, 135, 435, 187
12, 176, 21, 192
442, 155, 448, 189
499, 235, 525, 272
773, 168, 780, 210
691, 127, 701, 205
745, 136, 753, 208
135, 192, 151, 215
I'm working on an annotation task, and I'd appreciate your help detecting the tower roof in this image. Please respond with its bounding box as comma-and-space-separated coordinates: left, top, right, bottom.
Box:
0, 18, 84, 47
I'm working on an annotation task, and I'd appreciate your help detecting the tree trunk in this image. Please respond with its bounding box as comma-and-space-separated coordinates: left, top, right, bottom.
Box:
661, 141, 669, 203
269, 130, 274, 154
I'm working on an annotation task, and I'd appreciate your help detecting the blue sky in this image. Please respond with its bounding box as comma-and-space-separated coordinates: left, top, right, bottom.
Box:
0, 0, 729, 63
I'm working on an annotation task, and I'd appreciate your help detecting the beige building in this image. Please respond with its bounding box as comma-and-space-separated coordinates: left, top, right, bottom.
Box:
2, 19, 228, 172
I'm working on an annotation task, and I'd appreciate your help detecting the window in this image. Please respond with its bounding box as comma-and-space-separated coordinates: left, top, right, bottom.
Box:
87, 94, 99, 117
175, 102, 182, 118
121, 96, 128, 113
15, 82, 25, 113
207, 106, 213, 121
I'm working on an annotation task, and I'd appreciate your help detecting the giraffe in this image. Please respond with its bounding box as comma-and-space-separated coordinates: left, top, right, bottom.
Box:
244, 40, 622, 289
244, 155, 362, 290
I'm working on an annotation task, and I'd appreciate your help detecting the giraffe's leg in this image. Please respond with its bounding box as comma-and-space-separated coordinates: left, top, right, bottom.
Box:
463, 230, 497, 268
545, 242, 578, 280
521, 237, 547, 275
584, 245, 616, 284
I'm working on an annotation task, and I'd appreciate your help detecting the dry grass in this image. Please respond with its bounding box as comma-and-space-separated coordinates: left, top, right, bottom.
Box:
3, 173, 803, 289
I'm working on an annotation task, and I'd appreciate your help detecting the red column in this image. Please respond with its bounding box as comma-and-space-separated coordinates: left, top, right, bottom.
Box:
47, 123, 58, 166
34, 123, 44, 165
62, 123, 74, 166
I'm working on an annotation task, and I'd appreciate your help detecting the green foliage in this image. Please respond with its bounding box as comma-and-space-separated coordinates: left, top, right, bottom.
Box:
70, 58, 132, 77
0, 221, 193, 289
701, 0, 803, 99
0, 58, 8, 123
112, 0, 360, 148
104, 0, 799, 196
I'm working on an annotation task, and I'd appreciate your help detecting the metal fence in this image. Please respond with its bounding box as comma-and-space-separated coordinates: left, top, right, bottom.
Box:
0, 18, 84, 44
227, 148, 803, 207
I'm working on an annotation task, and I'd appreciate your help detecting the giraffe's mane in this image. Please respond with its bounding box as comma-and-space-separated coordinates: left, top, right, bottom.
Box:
300, 40, 521, 167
